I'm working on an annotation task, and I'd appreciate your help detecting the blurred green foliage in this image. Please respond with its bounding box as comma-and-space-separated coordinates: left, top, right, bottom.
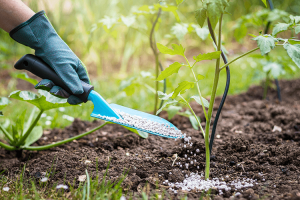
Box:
0, 0, 300, 129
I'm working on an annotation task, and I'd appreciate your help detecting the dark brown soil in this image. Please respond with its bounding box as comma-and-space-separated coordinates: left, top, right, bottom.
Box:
1, 79, 300, 199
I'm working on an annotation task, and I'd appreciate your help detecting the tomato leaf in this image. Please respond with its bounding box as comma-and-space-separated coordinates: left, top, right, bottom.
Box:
158, 91, 174, 100
157, 43, 185, 56
189, 115, 201, 130
261, 0, 267, 7
9, 90, 71, 111
190, 95, 210, 108
172, 81, 194, 99
272, 23, 291, 36
193, 51, 221, 62
295, 25, 300, 35
290, 15, 300, 24
176, 0, 185, 6
121, 16, 136, 27
0, 97, 10, 110
195, 8, 207, 27
156, 99, 178, 115
157, 62, 183, 81
197, 74, 205, 80
12, 72, 39, 86
167, 105, 182, 120
206, 2, 222, 30
192, 24, 209, 40
283, 43, 300, 68
121, 126, 148, 138
263, 62, 284, 78
171, 23, 188, 40
253, 35, 278, 55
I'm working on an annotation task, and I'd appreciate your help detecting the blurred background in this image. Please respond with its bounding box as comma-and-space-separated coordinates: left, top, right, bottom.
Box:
0, 0, 300, 129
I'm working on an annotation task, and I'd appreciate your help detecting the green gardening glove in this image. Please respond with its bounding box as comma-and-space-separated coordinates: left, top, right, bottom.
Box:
10, 10, 90, 105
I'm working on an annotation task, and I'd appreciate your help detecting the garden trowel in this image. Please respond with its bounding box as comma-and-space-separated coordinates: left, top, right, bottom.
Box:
14, 54, 183, 139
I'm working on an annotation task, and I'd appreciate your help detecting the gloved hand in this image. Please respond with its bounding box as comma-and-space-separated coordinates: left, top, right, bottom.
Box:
9, 10, 90, 105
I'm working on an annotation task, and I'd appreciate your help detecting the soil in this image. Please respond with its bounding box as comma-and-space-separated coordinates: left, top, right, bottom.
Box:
1, 79, 300, 199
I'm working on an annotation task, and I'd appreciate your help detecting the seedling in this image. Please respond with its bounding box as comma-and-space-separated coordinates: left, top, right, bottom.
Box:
0, 74, 149, 152
156, 0, 300, 179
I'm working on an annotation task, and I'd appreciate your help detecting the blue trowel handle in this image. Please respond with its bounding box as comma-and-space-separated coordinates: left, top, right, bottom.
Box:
14, 54, 94, 103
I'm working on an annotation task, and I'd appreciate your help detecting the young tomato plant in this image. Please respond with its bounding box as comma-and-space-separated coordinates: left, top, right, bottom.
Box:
0, 74, 147, 152
157, 0, 300, 179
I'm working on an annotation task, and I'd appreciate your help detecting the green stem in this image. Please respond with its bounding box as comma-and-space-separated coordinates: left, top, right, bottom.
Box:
219, 47, 259, 71
179, 95, 205, 138
15, 110, 43, 147
263, 71, 270, 99
23, 122, 110, 151
190, 68, 208, 120
0, 140, 17, 150
204, 14, 223, 180
0, 123, 13, 143
184, 56, 208, 120
150, 8, 162, 114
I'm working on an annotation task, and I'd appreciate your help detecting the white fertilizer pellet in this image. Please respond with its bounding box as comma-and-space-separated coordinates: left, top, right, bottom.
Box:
167, 173, 256, 194
96, 110, 184, 138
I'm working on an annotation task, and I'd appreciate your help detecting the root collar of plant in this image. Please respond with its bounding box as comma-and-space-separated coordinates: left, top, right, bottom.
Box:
1, 79, 300, 199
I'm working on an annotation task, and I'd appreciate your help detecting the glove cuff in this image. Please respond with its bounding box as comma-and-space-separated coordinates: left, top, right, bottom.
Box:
9, 10, 53, 49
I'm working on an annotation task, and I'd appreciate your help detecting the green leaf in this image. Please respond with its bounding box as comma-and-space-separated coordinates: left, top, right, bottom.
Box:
195, 8, 207, 27
206, 2, 222, 30
16, 110, 27, 137
253, 35, 278, 55
272, 23, 291, 36
158, 91, 174, 100
171, 23, 188, 40
234, 23, 247, 42
99, 16, 117, 29
176, 0, 185, 6
261, 0, 267, 7
156, 99, 178, 115
0, 97, 10, 110
157, 62, 183, 81
290, 15, 300, 24
190, 95, 209, 108
172, 81, 194, 99
167, 105, 182, 120
295, 25, 300, 35
12, 72, 38, 85
193, 51, 221, 62
197, 74, 205, 80
283, 43, 300, 68
289, 39, 300, 45
9, 90, 71, 111
138, 5, 150, 12
156, 43, 185, 56
121, 16, 136, 27
263, 62, 284, 78
121, 126, 148, 139
189, 116, 200, 130
23, 126, 43, 147
192, 24, 209, 40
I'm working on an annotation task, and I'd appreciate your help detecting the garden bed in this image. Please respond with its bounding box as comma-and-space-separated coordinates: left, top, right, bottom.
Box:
1, 79, 300, 199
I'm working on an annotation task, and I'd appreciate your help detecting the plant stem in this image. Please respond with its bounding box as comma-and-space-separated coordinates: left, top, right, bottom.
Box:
23, 122, 110, 151
0, 123, 13, 143
219, 47, 259, 71
204, 14, 223, 180
184, 56, 208, 120
0, 140, 17, 150
190, 68, 208, 120
263, 71, 270, 99
150, 8, 162, 114
15, 109, 44, 147
179, 95, 205, 138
